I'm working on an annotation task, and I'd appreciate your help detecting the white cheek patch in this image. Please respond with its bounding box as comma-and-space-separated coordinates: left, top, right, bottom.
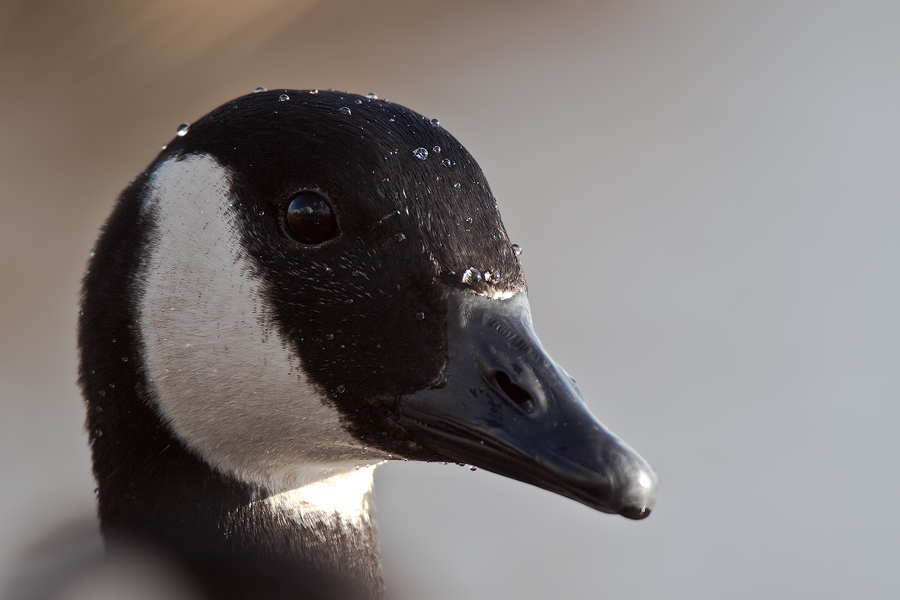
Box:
138, 154, 379, 493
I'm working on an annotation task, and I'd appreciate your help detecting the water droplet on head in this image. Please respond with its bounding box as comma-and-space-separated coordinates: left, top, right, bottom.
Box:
465, 217, 473, 224
413, 147, 428, 160
432, 146, 441, 153
470, 466, 477, 471
121, 356, 128, 362
461, 267, 482, 284
415, 311, 425, 320
279, 93, 290, 101
176, 123, 190, 137
395, 232, 406, 242
355, 99, 363, 105
442, 158, 452, 167
98, 390, 106, 397
253, 86, 267, 93
161, 144, 167, 150
309, 89, 319, 94
430, 118, 440, 126
512, 243, 523, 256
326, 333, 335, 341
336, 384, 346, 394
339, 106, 352, 115
366, 92, 378, 99
453, 183, 461, 189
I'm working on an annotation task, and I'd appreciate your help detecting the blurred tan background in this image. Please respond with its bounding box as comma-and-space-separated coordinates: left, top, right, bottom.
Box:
2, 0, 899, 598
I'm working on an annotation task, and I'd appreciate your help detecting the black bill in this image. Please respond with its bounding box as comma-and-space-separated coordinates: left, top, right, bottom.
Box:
388, 290, 657, 519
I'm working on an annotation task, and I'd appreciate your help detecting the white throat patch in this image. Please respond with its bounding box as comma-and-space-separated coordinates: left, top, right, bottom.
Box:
264, 463, 381, 530
138, 153, 380, 493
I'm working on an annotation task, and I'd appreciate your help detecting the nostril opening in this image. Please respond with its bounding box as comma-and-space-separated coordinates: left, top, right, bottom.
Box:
493, 371, 535, 411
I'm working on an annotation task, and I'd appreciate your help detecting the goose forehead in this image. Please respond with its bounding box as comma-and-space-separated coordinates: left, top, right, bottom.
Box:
169, 90, 526, 298
138, 153, 377, 491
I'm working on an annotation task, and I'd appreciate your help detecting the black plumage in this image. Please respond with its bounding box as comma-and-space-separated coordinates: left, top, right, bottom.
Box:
78, 90, 656, 600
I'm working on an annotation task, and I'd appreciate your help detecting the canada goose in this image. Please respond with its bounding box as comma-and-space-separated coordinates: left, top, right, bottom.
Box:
78, 89, 657, 600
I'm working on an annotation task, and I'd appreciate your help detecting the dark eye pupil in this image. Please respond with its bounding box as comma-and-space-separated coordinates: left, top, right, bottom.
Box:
284, 193, 338, 244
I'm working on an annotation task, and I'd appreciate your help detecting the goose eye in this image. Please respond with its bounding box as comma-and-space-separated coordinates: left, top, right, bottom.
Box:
284, 193, 338, 244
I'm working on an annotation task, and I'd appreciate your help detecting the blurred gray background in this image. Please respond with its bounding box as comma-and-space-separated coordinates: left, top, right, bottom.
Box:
2, 0, 898, 598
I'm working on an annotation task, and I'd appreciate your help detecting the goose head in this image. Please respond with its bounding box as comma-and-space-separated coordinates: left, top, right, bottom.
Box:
78, 89, 656, 595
